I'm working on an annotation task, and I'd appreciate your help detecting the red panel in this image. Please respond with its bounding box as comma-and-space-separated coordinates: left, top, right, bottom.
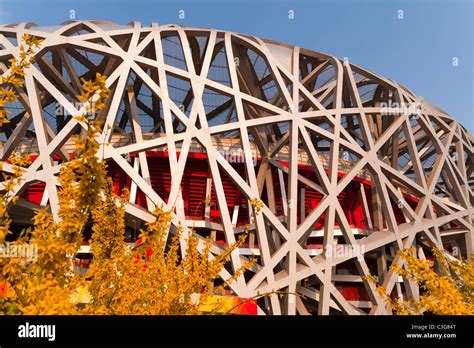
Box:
19, 152, 419, 232
21, 182, 45, 205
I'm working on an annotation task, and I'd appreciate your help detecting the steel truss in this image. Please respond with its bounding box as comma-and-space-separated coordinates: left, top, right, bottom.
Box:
0, 21, 473, 315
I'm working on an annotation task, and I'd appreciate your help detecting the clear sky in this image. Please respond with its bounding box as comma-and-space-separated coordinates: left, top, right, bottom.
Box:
1, 0, 472, 132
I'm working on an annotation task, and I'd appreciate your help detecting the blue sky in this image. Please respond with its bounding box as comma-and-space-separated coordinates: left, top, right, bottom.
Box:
1, 0, 472, 132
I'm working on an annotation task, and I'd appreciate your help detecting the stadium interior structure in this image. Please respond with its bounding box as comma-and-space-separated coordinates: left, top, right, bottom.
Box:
0, 20, 473, 315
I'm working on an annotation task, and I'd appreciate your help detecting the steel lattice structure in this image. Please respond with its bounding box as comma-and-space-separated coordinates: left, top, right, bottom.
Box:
0, 21, 473, 315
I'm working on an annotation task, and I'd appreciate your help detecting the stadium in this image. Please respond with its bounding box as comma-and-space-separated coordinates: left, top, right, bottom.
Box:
0, 20, 472, 315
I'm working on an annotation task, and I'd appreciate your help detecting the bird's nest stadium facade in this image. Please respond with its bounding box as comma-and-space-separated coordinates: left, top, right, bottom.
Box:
0, 20, 473, 315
